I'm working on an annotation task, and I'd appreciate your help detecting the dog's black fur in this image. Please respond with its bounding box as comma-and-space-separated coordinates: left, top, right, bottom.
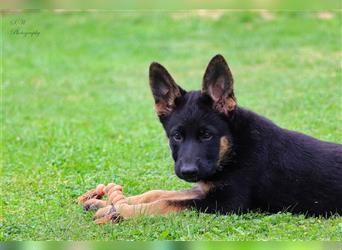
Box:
149, 54, 342, 216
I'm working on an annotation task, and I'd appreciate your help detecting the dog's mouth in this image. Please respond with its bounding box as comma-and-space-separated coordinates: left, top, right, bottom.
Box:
182, 171, 217, 183
183, 176, 199, 182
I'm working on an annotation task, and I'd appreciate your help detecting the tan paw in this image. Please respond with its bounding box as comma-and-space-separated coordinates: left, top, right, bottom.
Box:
104, 183, 123, 195
108, 190, 128, 205
83, 198, 107, 211
102, 183, 127, 205
78, 184, 106, 204
78, 189, 98, 204
93, 205, 123, 224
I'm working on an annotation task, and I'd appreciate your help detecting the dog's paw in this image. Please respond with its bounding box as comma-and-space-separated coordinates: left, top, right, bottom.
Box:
104, 183, 123, 194
78, 184, 106, 204
93, 205, 123, 224
108, 190, 128, 205
83, 198, 107, 211
103, 183, 128, 205
78, 189, 99, 204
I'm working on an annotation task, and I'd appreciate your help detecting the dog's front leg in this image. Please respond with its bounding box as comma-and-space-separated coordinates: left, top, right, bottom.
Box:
92, 196, 201, 224
125, 182, 213, 205
92, 186, 205, 224
78, 183, 176, 210
79, 182, 205, 208
78, 182, 211, 223
126, 188, 201, 205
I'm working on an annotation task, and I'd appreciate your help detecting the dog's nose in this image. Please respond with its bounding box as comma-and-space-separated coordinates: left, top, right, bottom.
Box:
181, 164, 199, 179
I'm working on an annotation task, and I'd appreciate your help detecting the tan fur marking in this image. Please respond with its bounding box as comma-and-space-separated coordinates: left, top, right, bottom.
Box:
219, 136, 229, 162
209, 95, 236, 115
154, 87, 181, 116
78, 189, 102, 204
227, 97, 236, 111
83, 182, 215, 224
154, 102, 171, 116
93, 189, 202, 223
198, 181, 214, 193
116, 200, 184, 219
84, 199, 107, 209
118, 185, 212, 218
127, 189, 200, 205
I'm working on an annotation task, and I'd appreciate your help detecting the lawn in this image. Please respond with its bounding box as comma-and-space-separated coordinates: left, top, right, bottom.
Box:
1, 10, 341, 240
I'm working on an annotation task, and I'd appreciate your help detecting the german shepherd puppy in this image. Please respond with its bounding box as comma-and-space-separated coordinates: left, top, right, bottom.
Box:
79, 55, 342, 224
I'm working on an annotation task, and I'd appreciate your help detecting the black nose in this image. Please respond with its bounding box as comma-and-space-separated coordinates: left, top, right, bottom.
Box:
181, 164, 199, 179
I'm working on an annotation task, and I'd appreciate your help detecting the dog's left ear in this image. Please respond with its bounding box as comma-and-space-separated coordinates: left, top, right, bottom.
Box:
202, 54, 236, 114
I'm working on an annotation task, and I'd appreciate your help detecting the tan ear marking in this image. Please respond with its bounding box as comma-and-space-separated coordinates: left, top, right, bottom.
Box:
227, 97, 236, 111
154, 87, 182, 116
219, 136, 230, 162
213, 96, 236, 115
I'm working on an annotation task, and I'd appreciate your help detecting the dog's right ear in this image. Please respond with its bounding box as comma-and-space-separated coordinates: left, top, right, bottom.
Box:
149, 62, 186, 116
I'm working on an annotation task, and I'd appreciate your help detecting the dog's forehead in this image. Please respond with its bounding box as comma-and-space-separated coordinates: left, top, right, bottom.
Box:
167, 91, 215, 129
176, 91, 204, 120
183, 91, 202, 105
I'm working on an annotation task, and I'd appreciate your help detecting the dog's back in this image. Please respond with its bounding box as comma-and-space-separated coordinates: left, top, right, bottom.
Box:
232, 108, 342, 215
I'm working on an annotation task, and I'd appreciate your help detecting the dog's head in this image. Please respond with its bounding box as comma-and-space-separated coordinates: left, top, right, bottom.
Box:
149, 54, 236, 182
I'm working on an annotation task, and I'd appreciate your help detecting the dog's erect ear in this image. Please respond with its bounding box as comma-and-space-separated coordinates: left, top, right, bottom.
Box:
149, 62, 185, 116
202, 54, 236, 114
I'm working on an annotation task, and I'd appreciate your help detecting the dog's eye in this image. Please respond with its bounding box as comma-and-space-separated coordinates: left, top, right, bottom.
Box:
199, 130, 213, 141
172, 132, 183, 142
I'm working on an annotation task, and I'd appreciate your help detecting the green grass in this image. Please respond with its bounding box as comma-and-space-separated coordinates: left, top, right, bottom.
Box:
1, 10, 341, 240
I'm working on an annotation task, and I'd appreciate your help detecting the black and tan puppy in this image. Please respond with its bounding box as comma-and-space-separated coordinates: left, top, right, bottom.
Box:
79, 54, 342, 224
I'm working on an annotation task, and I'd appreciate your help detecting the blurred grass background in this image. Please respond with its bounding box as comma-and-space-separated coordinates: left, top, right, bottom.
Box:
1, 241, 342, 250
1, 10, 341, 240
1, 0, 341, 10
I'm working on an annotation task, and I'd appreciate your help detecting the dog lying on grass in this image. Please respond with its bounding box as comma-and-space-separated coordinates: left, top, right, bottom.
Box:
79, 54, 342, 224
